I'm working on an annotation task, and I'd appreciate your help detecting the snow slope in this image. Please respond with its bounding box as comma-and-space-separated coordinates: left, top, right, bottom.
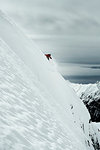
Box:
71, 83, 99, 99
71, 83, 100, 148
71, 82, 100, 123
0, 11, 97, 150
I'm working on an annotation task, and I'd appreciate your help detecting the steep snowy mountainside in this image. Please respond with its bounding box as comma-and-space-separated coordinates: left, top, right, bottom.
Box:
0, 39, 80, 150
0, 11, 97, 149
89, 122, 100, 150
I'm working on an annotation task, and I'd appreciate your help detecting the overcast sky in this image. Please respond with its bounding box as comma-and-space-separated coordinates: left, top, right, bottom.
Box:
0, 0, 100, 83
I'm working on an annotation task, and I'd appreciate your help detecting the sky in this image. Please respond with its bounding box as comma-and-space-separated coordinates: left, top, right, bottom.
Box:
0, 0, 100, 83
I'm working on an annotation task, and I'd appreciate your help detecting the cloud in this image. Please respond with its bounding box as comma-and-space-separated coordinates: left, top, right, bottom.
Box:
1, 0, 100, 35
1, 0, 100, 78
83, 66, 100, 69
90, 66, 100, 69
58, 63, 100, 76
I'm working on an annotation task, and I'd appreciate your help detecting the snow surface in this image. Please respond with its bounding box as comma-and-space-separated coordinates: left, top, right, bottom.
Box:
71, 83, 98, 99
71, 83, 100, 144
0, 10, 98, 150
71, 82, 100, 105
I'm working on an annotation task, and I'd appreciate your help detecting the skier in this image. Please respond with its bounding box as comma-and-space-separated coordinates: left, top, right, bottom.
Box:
45, 54, 52, 60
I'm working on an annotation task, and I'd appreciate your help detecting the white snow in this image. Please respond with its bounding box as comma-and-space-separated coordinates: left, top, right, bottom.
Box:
71, 83, 100, 144
71, 83, 98, 98
0, 10, 98, 150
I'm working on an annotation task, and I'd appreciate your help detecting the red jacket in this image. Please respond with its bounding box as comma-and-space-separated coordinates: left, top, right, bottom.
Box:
45, 54, 52, 60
